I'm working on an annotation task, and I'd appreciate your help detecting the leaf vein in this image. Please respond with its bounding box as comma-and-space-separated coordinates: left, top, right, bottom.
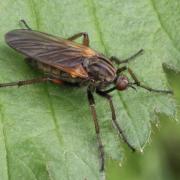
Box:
14, 156, 39, 180
0, 106, 10, 180
28, 0, 40, 29
150, 0, 180, 53
117, 94, 142, 149
28, 0, 64, 147
44, 85, 64, 145
86, 0, 108, 55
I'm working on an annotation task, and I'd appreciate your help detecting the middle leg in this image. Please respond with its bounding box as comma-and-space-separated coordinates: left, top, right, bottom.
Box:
87, 89, 105, 171
96, 90, 136, 151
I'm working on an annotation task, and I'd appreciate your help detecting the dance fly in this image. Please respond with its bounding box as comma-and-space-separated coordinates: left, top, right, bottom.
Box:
1, 20, 173, 172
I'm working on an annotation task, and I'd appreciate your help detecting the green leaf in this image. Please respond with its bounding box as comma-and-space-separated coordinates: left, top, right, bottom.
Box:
0, 0, 178, 179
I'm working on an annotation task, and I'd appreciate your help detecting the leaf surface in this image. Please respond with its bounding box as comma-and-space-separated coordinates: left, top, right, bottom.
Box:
0, 0, 178, 179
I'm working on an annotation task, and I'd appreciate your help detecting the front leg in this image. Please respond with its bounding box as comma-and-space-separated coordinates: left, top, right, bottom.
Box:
116, 66, 173, 94
87, 88, 105, 171
127, 67, 173, 94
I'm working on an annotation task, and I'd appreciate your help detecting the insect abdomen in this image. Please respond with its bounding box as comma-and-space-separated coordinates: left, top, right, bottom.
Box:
26, 58, 60, 77
26, 58, 84, 83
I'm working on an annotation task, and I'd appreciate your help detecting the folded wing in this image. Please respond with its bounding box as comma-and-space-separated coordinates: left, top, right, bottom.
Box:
5, 29, 90, 78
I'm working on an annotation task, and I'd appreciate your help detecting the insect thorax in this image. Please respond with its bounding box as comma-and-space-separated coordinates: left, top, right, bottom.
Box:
84, 57, 116, 87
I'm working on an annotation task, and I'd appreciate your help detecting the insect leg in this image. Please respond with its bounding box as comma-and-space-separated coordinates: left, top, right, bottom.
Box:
0, 77, 63, 88
127, 67, 173, 94
110, 49, 144, 65
67, 32, 89, 46
19, 19, 32, 30
117, 66, 173, 94
87, 89, 104, 171
96, 90, 136, 151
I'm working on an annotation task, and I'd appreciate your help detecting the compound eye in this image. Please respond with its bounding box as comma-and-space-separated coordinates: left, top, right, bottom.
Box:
116, 76, 129, 91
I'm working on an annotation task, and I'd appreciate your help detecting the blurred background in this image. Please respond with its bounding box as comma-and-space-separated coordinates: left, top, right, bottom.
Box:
107, 70, 180, 180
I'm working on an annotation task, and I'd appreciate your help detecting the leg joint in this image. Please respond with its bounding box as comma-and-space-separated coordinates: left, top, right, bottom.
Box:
134, 81, 140, 86
82, 32, 88, 36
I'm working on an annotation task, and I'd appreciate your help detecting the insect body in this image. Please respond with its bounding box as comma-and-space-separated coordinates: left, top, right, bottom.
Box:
6, 29, 116, 89
1, 20, 173, 172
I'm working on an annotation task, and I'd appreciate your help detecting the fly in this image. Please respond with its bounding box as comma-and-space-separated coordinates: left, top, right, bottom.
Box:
1, 20, 173, 172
